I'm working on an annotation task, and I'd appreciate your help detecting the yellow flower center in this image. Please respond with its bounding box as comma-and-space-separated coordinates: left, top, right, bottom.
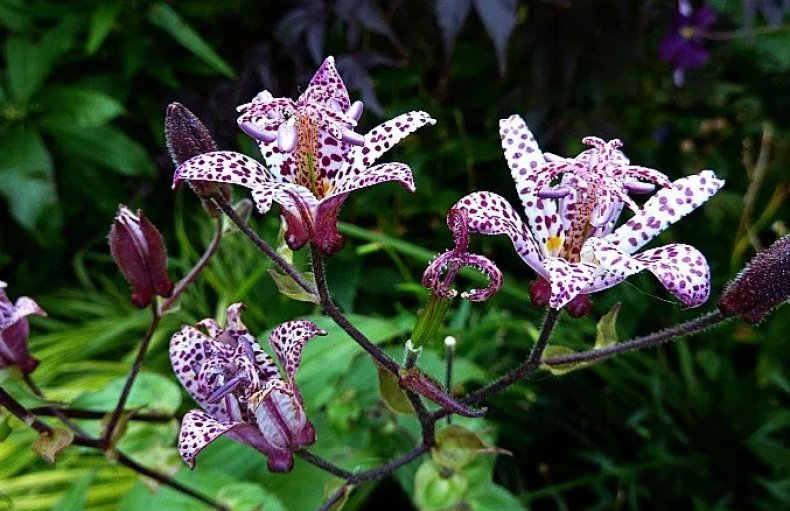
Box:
680, 26, 695, 40
545, 235, 563, 254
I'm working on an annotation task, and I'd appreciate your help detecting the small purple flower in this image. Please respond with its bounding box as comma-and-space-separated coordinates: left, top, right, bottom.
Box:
451, 115, 724, 310
0, 280, 45, 374
422, 208, 503, 301
170, 303, 326, 472
109, 205, 174, 308
659, 0, 716, 86
174, 56, 436, 255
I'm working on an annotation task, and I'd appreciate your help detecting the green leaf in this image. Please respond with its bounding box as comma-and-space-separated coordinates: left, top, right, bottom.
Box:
48, 124, 154, 176
40, 86, 125, 128
216, 482, 287, 511
0, 414, 11, 442
0, 125, 57, 229
594, 302, 621, 349
377, 365, 416, 414
4, 18, 80, 105
322, 480, 353, 511
71, 373, 182, 415
541, 345, 590, 375
267, 269, 320, 303
431, 425, 487, 470
86, 1, 123, 54
414, 460, 469, 511
0, 0, 32, 32
148, 3, 235, 79
33, 427, 74, 463
467, 482, 526, 511
52, 472, 95, 511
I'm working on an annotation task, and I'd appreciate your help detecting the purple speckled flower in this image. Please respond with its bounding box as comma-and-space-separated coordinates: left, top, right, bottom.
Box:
170, 303, 326, 472
451, 115, 724, 310
659, 0, 716, 86
0, 280, 45, 374
173, 56, 435, 255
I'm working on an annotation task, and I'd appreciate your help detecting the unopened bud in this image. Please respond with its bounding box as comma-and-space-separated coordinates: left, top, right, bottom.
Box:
165, 102, 230, 214
0, 281, 45, 374
109, 205, 174, 308
528, 278, 551, 308
565, 293, 592, 318
719, 234, 790, 324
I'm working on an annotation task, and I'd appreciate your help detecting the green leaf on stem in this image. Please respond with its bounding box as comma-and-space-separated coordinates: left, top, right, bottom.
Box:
411, 296, 452, 350
541, 345, 590, 375
32, 426, 74, 463
0, 414, 11, 442
377, 365, 416, 415
414, 460, 469, 511
431, 425, 487, 470
52, 472, 94, 511
71, 373, 182, 415
267, 269, 320, 303
47, 124, 154, 176
594, 302, 621, 349
40, 86, 125, 128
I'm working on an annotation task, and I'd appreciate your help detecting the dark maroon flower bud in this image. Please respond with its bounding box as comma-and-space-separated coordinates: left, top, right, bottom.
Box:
565, 293, 592, 318
109, 205, 174, 308
165, 103, 230, 212
529, 278, 551, 308
0, 281, 45, 374
719, 234, 790, 324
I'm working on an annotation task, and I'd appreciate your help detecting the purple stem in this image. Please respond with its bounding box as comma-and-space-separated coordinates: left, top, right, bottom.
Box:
160, 217, 223, 313
103, 302, 161, 446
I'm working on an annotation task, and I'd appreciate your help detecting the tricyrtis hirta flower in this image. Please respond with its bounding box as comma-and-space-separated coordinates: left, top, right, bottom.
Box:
109, 205, 173, 308
173, 56, 436, 254
422, 208, 503, 301
0, 281, 45, 374
170, 303, 326, 472
452, 115, 724, 309
659, 0, 716, 86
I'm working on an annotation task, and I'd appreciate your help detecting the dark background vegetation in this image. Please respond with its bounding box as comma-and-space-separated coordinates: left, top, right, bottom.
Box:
1, 1, 788, 510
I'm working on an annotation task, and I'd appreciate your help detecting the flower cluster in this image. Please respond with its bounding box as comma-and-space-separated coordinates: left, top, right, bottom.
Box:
170, 303, 325, 472
174, 56, 435, 255
437, 115, 723, 310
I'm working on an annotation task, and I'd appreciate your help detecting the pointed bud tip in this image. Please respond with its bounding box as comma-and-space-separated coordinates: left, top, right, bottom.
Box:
719, 235, 790, 324
164, 102, 217, 166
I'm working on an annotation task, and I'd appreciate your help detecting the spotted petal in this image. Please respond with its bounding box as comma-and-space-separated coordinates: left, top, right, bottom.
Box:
174, 151, 275, 190
178, 409, 262, 469
607, 170, 724, 253
634, 244, 711, 307
327, 162, 415, 199
169, 326, 230, 421
544, 257, 598, 308
0, 296, 45, 329
498, 115, 547, 206
268, 320, 326, 381
224, 303, 279, 381
301, 56, 351, 111
453, 192, 547, 279
338, 111, 436, 183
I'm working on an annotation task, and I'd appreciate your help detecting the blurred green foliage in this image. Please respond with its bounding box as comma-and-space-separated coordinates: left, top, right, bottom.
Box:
1, 0, 789, 510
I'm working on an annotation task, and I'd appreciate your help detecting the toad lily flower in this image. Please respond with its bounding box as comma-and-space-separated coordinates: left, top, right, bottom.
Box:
452, 115, 724, 309
170, 303, 326, 472
659, 0, 716, 86
174, 56, 436, 254
0, 281, 45, 374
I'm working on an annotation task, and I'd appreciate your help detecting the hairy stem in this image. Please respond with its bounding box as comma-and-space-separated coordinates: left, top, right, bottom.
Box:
102, 302, 161, 447
296, 449, 354, 479
213, 198, 317, 295
543, 309, 727, 366
0, 387, 226, 509
160, 216, 223, 313
32, 407, 173, 423
309, 243, 401, 375
463, 308, 560, 405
